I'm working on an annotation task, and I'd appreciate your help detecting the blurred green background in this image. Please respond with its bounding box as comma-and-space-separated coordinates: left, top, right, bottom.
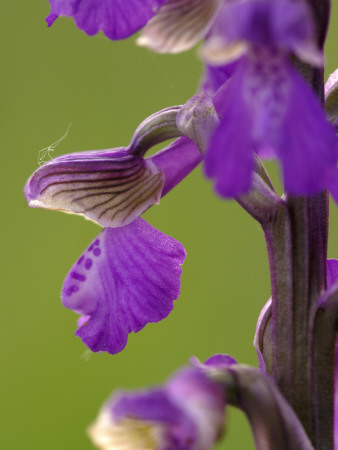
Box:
1, 1, 337, 449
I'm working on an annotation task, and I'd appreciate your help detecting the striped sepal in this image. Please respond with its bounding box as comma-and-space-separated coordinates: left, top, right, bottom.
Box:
137, 0, 222, 54
25, 148, 165, 228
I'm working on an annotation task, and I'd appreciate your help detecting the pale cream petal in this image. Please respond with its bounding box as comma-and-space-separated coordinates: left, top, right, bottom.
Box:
201, 37, 248, 65
137, 0, 223, 54
88, 410, 164, 450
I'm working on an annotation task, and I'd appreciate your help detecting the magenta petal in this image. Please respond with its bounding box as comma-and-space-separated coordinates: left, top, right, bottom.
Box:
62, 218, 186, 354
48, 0, 167, 39
46, 12, 59, 27
327, 259, 338, 288
205, 68, 254, 198
150, 137, 202, 197
113, 389, 188, 424
191, 354, 237, 370
200, 61, 239, 96
276, 64, 337, 195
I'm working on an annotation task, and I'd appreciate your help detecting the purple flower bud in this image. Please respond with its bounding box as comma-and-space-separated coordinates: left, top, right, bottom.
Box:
24, 109, 201, 354
88, 367, 226, 449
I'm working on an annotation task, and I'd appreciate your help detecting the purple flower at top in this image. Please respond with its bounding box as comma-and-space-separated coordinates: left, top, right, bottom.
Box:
46, 0, 168, 39
88, 366, 226, 449
25, 111, 202, 354
202, 0, 337, 198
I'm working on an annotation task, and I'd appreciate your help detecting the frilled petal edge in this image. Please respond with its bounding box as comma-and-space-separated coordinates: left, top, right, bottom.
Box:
47, 0, 167, 40
62, 218, 186, 354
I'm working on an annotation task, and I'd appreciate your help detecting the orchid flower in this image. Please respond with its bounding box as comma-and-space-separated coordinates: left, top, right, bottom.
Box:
88, 364, 227, 450
25, 107, 202, 354
201, 0, 337, 198
88, 354, 314, 449
45, 0, 224, 50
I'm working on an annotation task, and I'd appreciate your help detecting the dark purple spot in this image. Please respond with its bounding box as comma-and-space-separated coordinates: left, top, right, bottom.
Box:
85, 258, 93, 270
66, 285, 79, 296
88, 244, 94, 252
94, 239, 100, 246
77, 255, 84, 265
93, 248, 101, 257
71, 271, 86, 282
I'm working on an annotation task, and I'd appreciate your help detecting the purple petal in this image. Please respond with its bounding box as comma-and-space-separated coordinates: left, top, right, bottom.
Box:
47, 0, 167, 39
190, 354, 237, 370
203, 0, 320, 66
90, 390, 188, 450
327, 259, 338, 288
113, 389, 188, 424
46, 12, 59, 27
205, 66, 254, 197
200, 60, 239, 96
203, 354, 237, 368
62, 218, 186, 354
210, 55, 337, 197
166, 368, 226, 450
25, 148, 164, 228
90, 368, 225, 450
150, 137, 202, 197
276, 63, 337, 195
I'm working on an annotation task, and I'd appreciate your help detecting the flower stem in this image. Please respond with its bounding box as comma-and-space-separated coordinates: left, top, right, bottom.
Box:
260, 0, 332, 443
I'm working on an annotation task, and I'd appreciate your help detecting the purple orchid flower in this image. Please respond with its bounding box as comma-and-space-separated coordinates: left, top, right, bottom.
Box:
46, 0, 225, 51
25, 109, 202, 354
46, 0, 168, 39
87, 353, 315, 449
201, 0, 337, 198
88, 366, 226, 450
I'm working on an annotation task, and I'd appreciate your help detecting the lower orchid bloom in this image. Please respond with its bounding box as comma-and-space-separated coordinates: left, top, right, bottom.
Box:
25, 107, 202, 354
88, 353, 314, 450
88, 366, 227, 450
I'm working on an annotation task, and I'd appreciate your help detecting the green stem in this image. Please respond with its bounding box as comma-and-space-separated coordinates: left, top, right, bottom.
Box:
311, 280, 338, 449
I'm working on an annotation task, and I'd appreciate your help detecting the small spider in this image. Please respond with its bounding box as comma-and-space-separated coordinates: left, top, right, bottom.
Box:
37, 123, 72, 166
